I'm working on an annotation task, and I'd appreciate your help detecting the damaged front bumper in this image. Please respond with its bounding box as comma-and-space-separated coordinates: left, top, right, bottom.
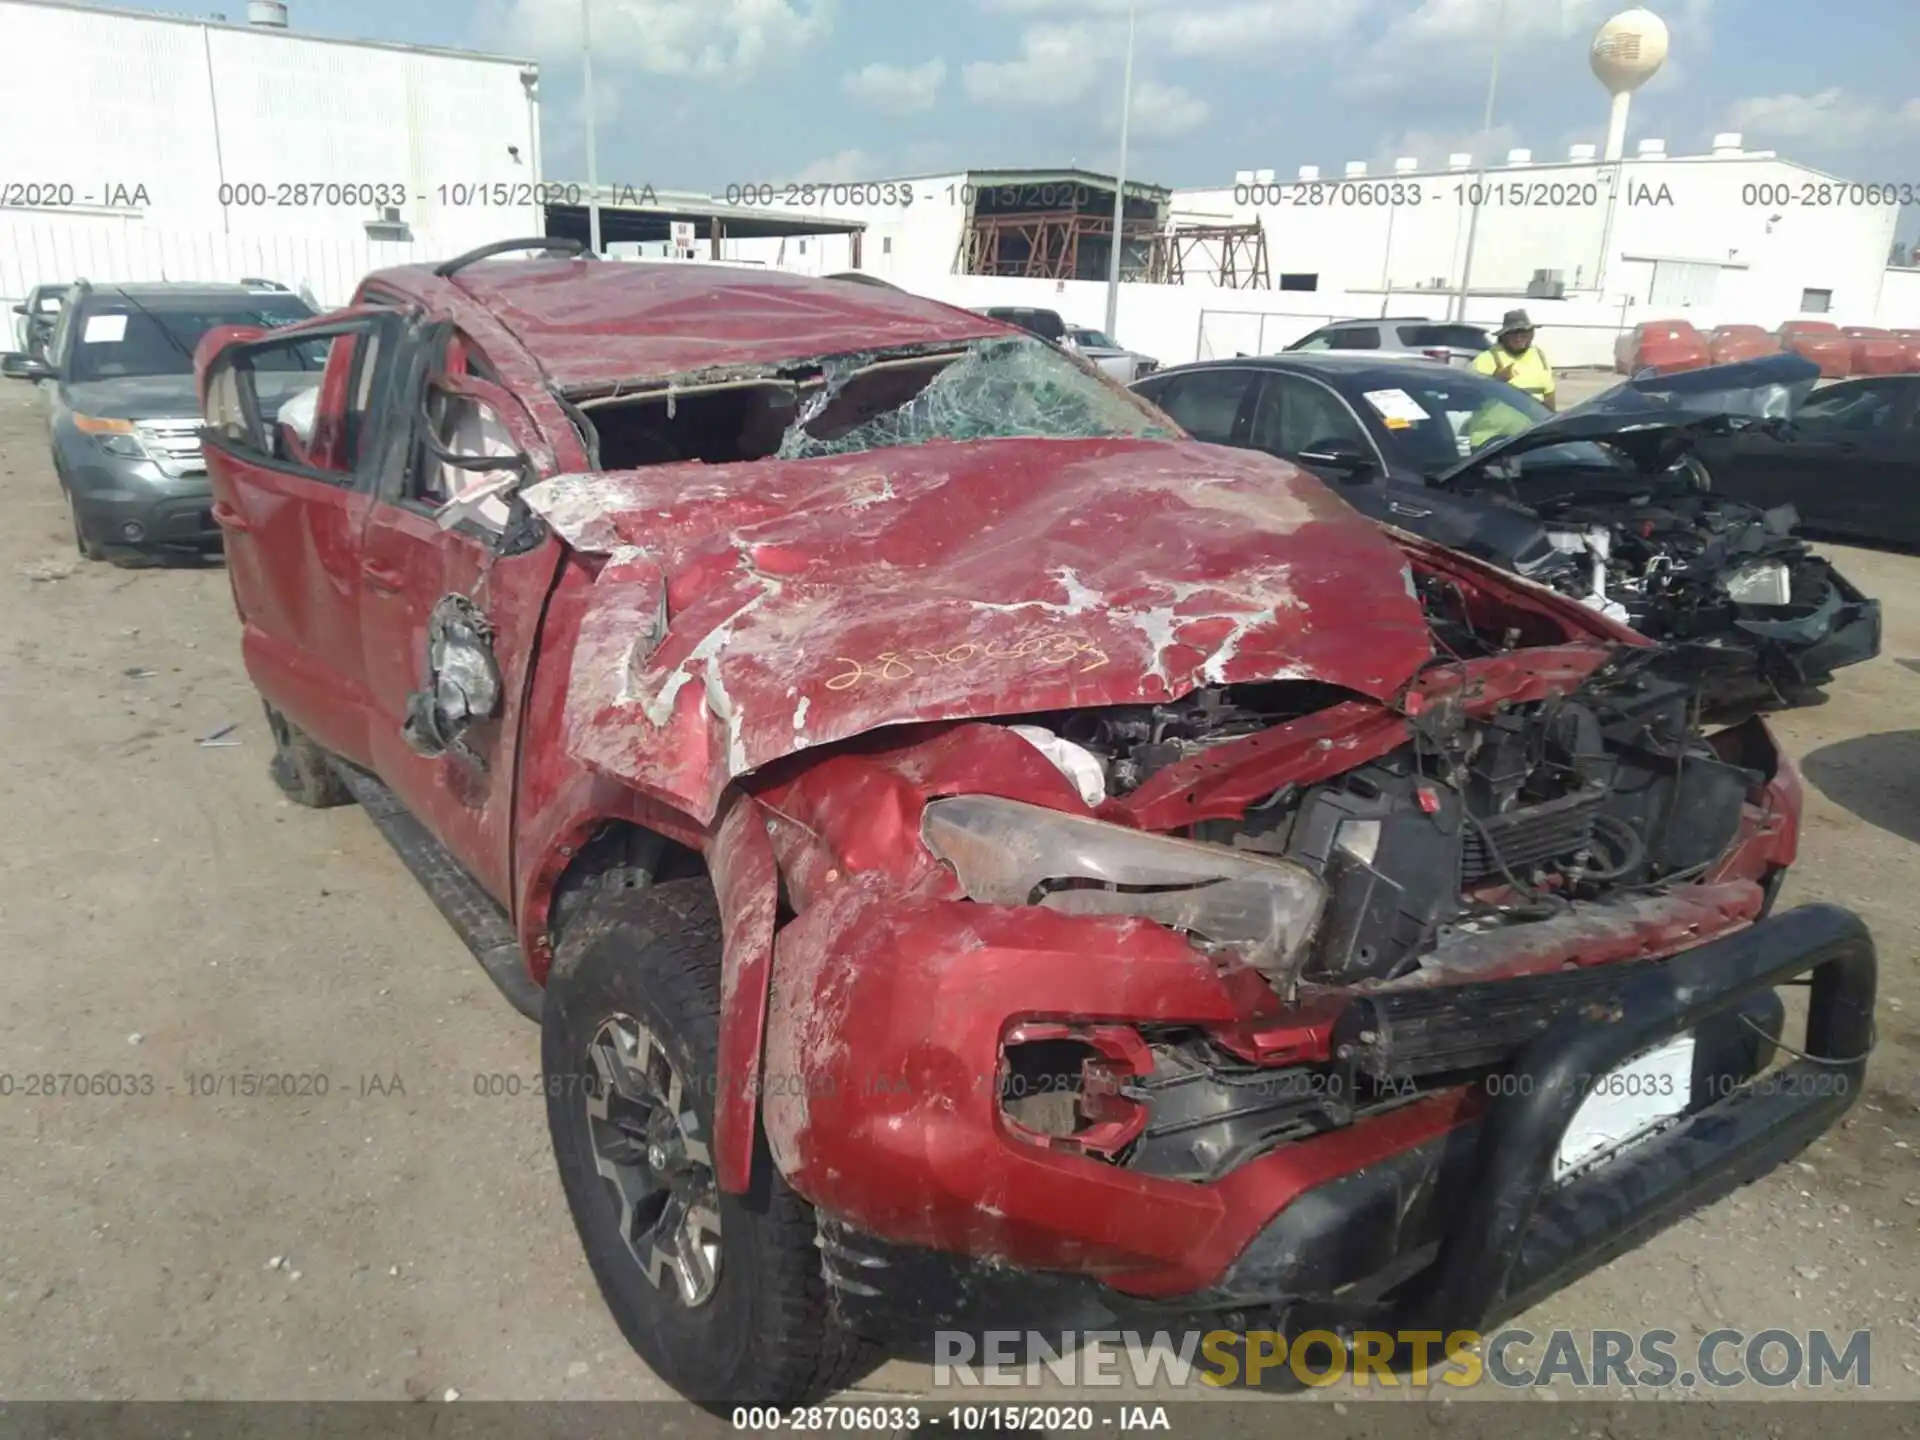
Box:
1735, 561, 1882, 690
769, 896, 1872, 1339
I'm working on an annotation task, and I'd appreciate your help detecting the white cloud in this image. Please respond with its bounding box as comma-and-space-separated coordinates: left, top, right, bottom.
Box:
1129, 79, 1210, 140
494, 0, 835, 81
1370, 122, 1523, 174
960, 0, 1354, 120
556, 73, 625, 133
790, 148, 879, 183
1343, 0, 1717, 101
975, 0, 1131, 13
841, 58, 947, 114
974, 0, 1373, 60
1343, 0, 1598, 98
962, 23, 1103, 107
1725, 88, 1920, 151
1156, 0, 1374, 58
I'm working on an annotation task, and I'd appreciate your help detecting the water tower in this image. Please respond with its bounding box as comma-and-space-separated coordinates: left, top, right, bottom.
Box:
1591, 8, 1669, 161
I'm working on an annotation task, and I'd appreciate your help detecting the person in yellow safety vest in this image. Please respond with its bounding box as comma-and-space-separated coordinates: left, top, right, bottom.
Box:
1471, 308, 1557, 411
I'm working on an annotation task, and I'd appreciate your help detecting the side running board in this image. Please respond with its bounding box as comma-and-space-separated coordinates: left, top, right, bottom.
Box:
331, 763, 543, 1023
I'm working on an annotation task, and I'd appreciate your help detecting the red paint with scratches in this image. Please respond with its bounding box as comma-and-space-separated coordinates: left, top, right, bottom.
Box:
444, 258, 1011, 396
195, 258, 1808, 1303
527, 437, 1439, 827
759, 875, 1480, 1293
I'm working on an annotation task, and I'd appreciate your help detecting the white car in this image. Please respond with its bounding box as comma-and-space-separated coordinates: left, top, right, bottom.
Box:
1061, 325, 1159, 383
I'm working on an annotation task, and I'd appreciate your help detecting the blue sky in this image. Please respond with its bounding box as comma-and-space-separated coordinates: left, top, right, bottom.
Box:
131, 0, 1920, 237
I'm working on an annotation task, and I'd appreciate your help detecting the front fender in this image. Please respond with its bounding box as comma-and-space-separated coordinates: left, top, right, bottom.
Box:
709, 790, 780, 1194
512, 783, 778, 1195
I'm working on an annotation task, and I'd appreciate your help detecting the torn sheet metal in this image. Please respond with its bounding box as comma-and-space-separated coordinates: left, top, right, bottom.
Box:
522, 438, 1437, 825
402, 594, 503, 765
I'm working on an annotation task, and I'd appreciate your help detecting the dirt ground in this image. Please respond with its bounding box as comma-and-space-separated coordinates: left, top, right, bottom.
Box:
0, 379, 1915, 1407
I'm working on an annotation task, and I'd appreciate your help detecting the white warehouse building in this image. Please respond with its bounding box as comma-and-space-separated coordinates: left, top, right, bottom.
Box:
690, 146, 1909, 371
710, 5, 1915, 366
0, 0, 545, 306
1175, 135, 1902, 325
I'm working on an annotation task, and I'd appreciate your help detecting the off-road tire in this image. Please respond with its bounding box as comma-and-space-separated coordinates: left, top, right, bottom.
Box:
263, 702, 352, 808
542, 879, 873, 1411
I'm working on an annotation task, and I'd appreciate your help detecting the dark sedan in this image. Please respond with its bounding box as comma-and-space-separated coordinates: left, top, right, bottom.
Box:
1690, 374, 1920, 545
1133, 352, 1881, 719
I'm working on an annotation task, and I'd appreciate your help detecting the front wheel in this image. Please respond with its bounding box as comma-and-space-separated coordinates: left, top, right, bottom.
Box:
1675, 454, 1712, 491
541, 879, 871, 1410
63, 482, 104, 561
263, 702, 352, 807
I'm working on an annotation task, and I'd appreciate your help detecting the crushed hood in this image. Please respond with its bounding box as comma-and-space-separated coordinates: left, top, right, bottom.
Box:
1437, 352, 1821, 486
524, 438, 1437, 823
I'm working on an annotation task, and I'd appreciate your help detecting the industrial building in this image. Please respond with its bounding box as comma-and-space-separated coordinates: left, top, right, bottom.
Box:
708, 5, 1912, 365
694, 134, 1906, 367
3, 0, 1911, 363
1174, 133, 1902, 323
1, 0, 545, 251
757, 140, 1903, 325
1169, 8, 1900, 323
698, 170, 1177, 285
0, 0, 880, 304
549, 188, 867, 272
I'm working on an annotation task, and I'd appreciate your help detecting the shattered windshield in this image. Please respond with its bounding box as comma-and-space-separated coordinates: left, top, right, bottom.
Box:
775, 335, 1175, 460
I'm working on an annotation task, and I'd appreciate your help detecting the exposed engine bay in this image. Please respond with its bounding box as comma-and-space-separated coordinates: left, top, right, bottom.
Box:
1527, 489, 1867, 709
1014, 644, 1749, 990
1406, 354, 1883, 720
1535, 490, 1800, 620
1350, 465, 1877, 722
982, 570, 1776, 1177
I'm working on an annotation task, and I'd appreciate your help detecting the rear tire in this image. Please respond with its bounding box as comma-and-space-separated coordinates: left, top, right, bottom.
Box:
263, 702, 352, 808
541, 879, 871, 1410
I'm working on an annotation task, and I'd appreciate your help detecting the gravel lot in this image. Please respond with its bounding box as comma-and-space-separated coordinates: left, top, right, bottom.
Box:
0, 379, 1915, 1406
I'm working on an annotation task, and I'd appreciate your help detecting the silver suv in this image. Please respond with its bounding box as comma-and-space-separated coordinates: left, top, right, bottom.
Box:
2, 280, 316, 561
1285, 318, 1492, 368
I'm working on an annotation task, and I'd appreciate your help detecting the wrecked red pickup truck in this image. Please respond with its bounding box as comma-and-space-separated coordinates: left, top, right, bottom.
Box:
196, 240, 1874, 1407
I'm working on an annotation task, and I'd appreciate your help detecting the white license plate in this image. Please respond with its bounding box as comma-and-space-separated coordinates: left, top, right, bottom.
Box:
1553, 1033, 1696, 1181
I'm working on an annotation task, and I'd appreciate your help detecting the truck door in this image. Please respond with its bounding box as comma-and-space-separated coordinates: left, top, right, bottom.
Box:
354, 320, 567, 903
199, 308, 406, 764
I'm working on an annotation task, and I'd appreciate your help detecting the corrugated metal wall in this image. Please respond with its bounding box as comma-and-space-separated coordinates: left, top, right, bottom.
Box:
0, 0, 541, 297
0, 214, 425, 310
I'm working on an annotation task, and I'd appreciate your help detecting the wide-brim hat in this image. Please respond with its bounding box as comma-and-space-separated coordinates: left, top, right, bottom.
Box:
1498, 308, 1535, 337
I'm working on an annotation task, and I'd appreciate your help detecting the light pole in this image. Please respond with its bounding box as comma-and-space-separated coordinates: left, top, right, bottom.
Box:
1450, 0, 1508, 322
1104, 0, 1136, 339
581, 0, 601, 255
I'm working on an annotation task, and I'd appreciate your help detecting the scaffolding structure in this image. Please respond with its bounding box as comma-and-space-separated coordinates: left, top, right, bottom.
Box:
1144, 222, 1271, 289
956, 210, 1159, 282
